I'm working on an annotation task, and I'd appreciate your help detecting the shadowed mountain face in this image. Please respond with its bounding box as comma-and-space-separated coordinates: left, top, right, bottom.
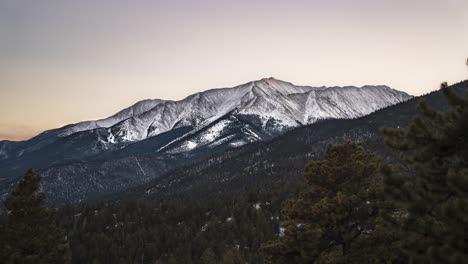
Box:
0, 78, 411, 205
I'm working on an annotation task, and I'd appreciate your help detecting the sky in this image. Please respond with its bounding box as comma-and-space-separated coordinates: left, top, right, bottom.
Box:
1, 0, 467, 141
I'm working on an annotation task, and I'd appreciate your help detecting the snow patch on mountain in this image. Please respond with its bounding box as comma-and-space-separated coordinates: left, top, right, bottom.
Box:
200, 119, 231, 143
229, 141, 247, 147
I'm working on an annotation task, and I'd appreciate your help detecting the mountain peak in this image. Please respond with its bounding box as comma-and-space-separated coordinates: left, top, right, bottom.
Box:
249, 77, 309, 96
255, 77, 289, 85
259, 77, 279, 81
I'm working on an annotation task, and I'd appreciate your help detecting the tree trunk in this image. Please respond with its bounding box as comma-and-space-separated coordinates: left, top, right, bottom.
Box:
342, 242, 349, 256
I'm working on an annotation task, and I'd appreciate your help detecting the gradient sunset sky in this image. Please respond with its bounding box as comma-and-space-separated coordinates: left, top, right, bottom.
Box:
1, 0, 467, 141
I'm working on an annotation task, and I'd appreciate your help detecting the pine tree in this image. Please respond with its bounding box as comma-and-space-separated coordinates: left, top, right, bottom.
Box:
220, 248, 243, 264
382, 74, 468, 264
201, 247, 218, 264
262, 141, 392, 263
0, 169, 71, 264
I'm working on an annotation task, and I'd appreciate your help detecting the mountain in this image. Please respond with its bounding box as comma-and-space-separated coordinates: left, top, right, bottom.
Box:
0, 78, 411, 205
104, 78, 409, 145
0, 99, 163, 160
126, 81, 468, 203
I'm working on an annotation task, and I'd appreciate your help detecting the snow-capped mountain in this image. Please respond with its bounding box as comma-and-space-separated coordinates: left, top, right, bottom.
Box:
0, 77, 413, 205
0, 77, 410, 179
97, 77, 410, 150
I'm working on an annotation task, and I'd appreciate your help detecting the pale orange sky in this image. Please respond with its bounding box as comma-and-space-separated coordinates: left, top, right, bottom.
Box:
1, 0, 467, 141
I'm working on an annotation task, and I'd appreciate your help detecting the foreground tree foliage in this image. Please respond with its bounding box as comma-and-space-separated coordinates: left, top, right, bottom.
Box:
262, 142, 400, 263
0, 169, 71, 264
382, 81, 468, 263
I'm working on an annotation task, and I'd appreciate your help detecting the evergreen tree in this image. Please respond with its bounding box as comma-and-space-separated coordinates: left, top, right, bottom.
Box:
0, 169, 71, 264
262, 142, 391, 263
201, 247, 218, 264
382, 74, 468, 263
220, 248, 243, 264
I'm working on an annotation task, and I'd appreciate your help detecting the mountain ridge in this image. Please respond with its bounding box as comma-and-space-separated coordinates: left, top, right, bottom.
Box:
0, 78, 412, 204
0, 78, 408, 144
